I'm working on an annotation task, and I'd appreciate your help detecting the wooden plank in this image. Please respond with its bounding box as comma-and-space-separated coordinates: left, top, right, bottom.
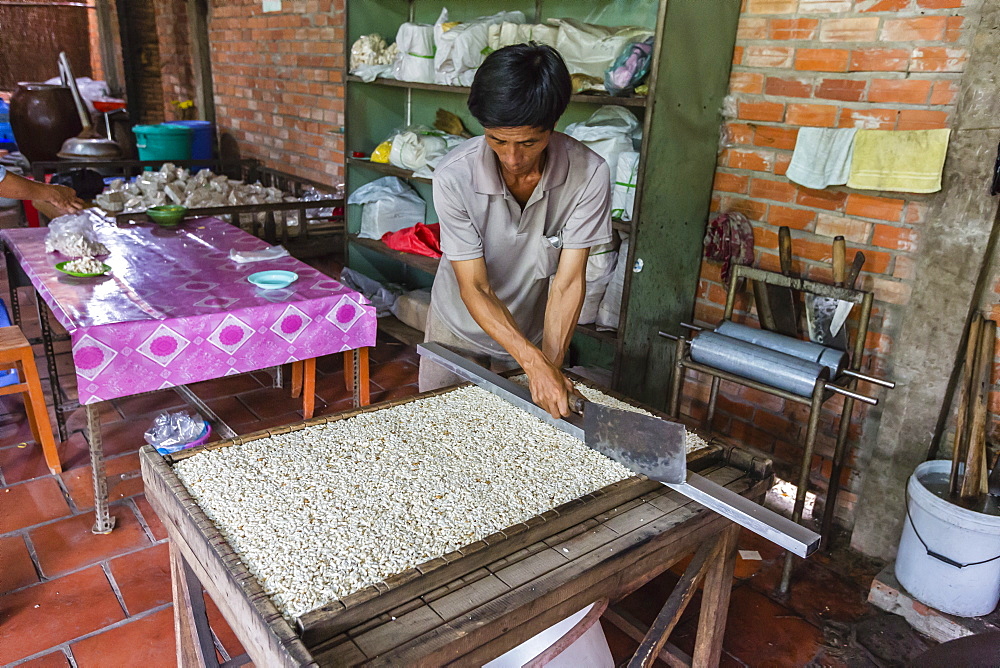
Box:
628, 537, 717, 668
350, 604, 446, 659
140, 447, 316, 667
345, 74, 648, 107
186, 0, 216, 124
298, 475, 657, 647
171, 542, 220, 668
603, 606, 691, 668
348, 234, 440, 274
692, 523, 741, 668
426, 574, 511, 622
491, 547, 570, 590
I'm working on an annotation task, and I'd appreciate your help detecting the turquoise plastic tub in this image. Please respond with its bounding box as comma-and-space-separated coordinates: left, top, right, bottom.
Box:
133, 124, 193, 162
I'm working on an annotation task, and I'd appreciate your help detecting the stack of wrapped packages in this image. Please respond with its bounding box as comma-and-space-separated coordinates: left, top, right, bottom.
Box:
350, 8, 655, 96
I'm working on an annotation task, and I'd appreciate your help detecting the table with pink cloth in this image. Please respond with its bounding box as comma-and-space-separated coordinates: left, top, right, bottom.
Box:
0, 214, 377, 532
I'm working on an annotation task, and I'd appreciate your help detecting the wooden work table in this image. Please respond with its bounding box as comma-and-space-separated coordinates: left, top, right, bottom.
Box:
141, 386, 773, 667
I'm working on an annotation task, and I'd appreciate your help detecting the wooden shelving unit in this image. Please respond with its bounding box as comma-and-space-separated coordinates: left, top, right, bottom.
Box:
346, 74, 649, 107
345, 1, 741, 403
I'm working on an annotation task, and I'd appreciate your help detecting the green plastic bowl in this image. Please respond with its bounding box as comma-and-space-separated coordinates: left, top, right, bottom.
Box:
146, 205, 188, 226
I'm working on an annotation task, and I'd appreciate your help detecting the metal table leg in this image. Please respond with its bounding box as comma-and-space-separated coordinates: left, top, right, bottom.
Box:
35, 294, 69, 442
87, 401, 116, 534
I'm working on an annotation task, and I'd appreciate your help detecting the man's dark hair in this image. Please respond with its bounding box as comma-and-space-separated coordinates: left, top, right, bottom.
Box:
468, 43, 571, 131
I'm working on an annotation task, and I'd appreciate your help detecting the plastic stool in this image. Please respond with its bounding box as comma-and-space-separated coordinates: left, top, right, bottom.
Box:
0, 326, 61, 473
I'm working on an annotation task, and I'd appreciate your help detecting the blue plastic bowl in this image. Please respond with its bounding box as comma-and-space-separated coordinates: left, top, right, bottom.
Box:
248, 270, 298, 289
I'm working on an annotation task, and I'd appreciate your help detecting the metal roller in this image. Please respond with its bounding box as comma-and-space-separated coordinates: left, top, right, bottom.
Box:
690, 332, 829, 397
715, 321, 848, 378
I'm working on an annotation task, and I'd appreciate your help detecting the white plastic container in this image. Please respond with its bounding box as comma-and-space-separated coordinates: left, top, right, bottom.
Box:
895, 460, 1000, 617
484, 601, 614, 668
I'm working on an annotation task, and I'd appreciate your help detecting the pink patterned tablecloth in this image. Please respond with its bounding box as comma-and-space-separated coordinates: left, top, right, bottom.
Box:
1, 216, 377, 405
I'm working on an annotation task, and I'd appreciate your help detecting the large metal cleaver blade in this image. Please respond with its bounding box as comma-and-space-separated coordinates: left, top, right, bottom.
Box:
581, 402, 687, 484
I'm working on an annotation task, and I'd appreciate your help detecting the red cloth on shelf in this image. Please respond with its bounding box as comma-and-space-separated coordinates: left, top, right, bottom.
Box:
381, 223, 442, 259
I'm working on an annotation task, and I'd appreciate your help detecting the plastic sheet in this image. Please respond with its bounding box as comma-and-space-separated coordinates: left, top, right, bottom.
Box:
611, 151, 639, 222
604, 37, 654, 96
381, 222, 442, 258
550, 18, 653, 80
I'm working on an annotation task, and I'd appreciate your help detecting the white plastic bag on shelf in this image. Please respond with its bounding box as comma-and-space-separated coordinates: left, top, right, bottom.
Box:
549, 18, 653, 80
611, 151, 639, 222
347, 176, 426, 240
434, 8, 526, 86
564, 106, 642, 187
578, 241, 618, 325
411, 135, 469, 179
389, 130, 449, 171
392, 23, 436, 83
596, 234, 629, 331
486, 22, 558, 52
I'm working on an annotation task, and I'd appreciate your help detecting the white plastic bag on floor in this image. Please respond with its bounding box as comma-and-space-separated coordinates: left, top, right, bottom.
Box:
434, 8, 525, 86
393, 23, 436, 83
596, 234, 629, 331
578, 241, 618, 325
549, 19, 653, 80
347, 176, 426, 239
611, 151, 639, 222
565, 106, 642, 187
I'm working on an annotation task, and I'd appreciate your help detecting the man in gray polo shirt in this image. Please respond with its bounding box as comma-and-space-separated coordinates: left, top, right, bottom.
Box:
418, 44, 613, 419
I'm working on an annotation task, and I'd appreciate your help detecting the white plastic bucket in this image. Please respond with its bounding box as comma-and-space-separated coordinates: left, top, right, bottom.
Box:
895, 460, 1000, 617
484, 600, 614, 668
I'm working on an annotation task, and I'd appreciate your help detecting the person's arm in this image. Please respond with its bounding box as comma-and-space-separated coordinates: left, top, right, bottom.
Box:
0, 171, 85, 214
542, 247, 589, 367
452, 257, 576, 419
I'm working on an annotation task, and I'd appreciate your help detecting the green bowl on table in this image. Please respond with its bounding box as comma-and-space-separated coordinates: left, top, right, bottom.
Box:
146, 205, 188, 227
55, 261, 111, 278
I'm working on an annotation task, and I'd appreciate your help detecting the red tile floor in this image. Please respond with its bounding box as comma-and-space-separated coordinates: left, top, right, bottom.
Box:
0, 256, 933, 666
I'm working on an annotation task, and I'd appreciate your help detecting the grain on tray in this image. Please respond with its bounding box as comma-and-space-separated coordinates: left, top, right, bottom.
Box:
174, 383, 707, 621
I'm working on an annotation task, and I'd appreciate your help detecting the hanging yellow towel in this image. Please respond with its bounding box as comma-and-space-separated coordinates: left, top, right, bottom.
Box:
847, 128, 951, 193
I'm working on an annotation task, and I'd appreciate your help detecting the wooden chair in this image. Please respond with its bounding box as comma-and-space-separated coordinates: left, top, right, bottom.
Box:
0, 326, 61, 473
290, 348, 370, 419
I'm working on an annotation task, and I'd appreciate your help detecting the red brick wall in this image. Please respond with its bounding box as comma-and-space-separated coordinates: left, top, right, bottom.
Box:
207, 0, 346, 185
154, 0, 196, 121
692, 0, 974, 526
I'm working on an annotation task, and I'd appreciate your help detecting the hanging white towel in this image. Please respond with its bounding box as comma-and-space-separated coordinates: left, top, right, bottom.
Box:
786, 127, 858, 190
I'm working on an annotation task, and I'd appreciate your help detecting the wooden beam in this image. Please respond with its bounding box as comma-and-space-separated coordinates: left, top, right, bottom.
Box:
186, 0, 216, 125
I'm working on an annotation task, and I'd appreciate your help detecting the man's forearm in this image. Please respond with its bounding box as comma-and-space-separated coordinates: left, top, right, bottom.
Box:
458, 281, 547, 370
542, 273, 586, 367
0, 172, 49, 201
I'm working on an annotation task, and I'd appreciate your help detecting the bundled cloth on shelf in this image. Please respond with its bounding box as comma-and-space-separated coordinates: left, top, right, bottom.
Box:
486, 22, 558, 52
611, 151, 639, 222
578, 241, 618, 325
847, 128, 951, 193
564, 106, 642, 187
550, 18, 654, 80
434, 8, 526, 86
381, 222, 442, 259
596, 233, 629, 331
786, 127, 858, 190
392, 22, 436, 83
347, 176, 426, 240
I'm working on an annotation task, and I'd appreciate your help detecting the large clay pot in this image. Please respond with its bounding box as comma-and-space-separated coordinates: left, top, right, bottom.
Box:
9, 83, 83, 163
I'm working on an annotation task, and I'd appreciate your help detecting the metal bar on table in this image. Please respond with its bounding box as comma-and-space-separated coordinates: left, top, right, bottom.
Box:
35, 295, 69, 442
87, 402, 116, 534
416, 343, 820, 558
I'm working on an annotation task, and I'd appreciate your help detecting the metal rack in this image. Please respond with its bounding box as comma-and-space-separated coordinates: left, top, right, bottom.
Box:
665, 263, 885, 594
29, 158, 344, 257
